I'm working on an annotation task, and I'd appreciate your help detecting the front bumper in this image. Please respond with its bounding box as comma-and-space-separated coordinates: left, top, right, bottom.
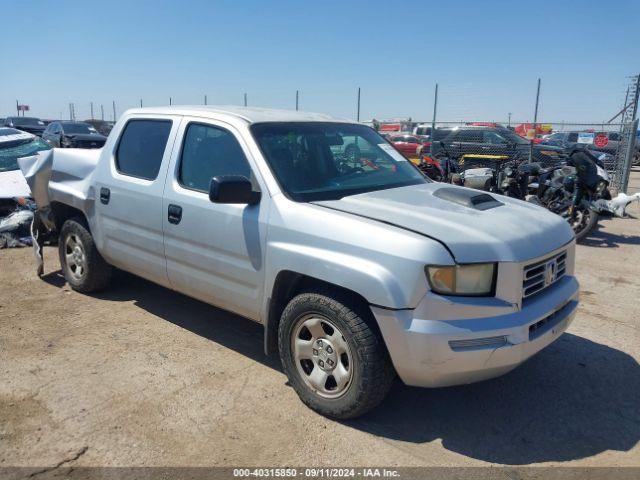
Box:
371, 275, 579, 388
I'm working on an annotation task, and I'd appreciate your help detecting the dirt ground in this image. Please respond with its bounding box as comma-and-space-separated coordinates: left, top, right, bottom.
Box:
1, 170, 639, 470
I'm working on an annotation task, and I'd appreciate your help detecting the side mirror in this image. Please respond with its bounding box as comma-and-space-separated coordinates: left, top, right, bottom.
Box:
209, 175, 260, 205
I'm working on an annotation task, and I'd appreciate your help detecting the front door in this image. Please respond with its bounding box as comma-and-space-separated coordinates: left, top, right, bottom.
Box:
162, 119, 269, 321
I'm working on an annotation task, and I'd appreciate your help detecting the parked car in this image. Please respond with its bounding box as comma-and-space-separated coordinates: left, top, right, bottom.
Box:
541, 130, 636, 158
0, 128, 50, 215
3, 116, 46, 137
388, 134, 424, 158
432, 125, 566, 167
42, 121, 107, 148
413, 124, 433, 137
84, 119, 115, 136
19, 106, 579, 419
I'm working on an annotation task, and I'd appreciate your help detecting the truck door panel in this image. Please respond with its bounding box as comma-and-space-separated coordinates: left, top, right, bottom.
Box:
94, 116, 181, 287
162, 119, 268, 321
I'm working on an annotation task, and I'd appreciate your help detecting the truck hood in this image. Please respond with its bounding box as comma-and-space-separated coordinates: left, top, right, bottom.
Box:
313, 183, 574, 263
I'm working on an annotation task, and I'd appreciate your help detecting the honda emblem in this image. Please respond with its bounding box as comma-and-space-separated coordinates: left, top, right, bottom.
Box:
544, 260, 557, 286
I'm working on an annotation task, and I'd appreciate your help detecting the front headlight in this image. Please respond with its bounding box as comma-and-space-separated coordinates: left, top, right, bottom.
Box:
426, 263, 496, 296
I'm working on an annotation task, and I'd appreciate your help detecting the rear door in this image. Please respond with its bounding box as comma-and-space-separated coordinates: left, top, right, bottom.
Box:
93, 115, 181, 287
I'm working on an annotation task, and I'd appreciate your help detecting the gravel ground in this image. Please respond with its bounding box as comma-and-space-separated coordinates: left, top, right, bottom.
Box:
1, 170, 639, 470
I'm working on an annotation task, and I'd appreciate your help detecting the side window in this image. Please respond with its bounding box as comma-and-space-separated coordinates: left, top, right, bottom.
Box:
483, 131, 506, 144
179, 123, 251, 192
608, 132, 620, 141
567, 133, 579, 142
115, 120, 172, 180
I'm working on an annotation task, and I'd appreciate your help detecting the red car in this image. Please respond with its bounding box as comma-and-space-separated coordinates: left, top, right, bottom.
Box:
389, 134, 424, 158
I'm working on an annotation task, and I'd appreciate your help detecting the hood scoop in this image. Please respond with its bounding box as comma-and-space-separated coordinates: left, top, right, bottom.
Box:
433, 187, 503, 211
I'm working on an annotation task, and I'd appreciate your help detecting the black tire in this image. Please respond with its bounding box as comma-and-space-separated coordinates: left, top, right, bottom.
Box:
58, 217, 112, 292
574, 208, 599, 243
278, 288, 395, 419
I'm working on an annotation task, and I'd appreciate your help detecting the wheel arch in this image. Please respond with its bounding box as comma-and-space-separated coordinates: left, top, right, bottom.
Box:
264, 270, 383, 356
50, 201, 90, 232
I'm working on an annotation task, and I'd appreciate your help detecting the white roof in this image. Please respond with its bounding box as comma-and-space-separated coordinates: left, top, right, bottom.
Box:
125, 105, 352, 124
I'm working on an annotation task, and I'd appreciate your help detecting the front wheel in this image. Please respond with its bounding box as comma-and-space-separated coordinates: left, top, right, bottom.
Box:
278, 289, 395, 419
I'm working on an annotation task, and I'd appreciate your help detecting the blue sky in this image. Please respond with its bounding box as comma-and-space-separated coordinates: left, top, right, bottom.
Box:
3, 0, 639, 123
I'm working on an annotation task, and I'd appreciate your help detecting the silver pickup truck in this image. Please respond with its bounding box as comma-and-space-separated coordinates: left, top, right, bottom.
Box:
19, 106, 579, 419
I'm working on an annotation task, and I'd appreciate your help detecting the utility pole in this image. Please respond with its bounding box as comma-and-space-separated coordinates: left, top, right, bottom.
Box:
16, 100, 19, 116
295, 90, 299, 111
169, 97, 172, 106
204, 94, 207, 105
431, 83, 438, 150
112, 100, 116, 122
529, 78, 541, 163
508, 112, 512, 127
101, 104, 104, 121
356, 87, 361, 122
91, 102, 94, 120
244, 93, 248, 107
140, 99, 143, 108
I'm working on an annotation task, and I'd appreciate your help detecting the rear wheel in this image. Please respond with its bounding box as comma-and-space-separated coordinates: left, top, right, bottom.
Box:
278, 289, 395, 419
59, 218, 112, 292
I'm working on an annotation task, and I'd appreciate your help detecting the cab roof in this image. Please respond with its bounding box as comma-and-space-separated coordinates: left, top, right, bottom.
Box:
124, 105, 352, 124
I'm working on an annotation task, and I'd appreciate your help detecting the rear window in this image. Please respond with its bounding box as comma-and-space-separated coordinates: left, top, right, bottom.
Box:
115, 120, 172, 180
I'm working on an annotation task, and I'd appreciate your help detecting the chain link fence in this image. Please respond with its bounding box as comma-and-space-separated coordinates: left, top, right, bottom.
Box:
372, 76, 640, 194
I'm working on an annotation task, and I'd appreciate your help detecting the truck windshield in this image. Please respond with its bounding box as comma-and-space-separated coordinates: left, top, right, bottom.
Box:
62, 123, 97, 134
251, 122, 427, 201
12, 117, 44, 126
499, 129, 531, 145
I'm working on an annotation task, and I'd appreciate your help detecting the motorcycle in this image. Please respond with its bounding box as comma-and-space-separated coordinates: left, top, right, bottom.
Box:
416, 154, 457, 182
525, 147, 610, 242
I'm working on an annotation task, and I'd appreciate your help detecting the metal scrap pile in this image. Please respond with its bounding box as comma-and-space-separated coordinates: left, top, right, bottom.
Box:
0, 206, 34, 248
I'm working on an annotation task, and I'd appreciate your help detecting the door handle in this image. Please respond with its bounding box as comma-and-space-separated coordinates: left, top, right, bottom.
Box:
168, 204, 182, 225
100, 187, 110, 205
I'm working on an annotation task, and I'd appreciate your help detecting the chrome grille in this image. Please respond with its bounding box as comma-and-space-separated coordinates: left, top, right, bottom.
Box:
522, 251, 567, 299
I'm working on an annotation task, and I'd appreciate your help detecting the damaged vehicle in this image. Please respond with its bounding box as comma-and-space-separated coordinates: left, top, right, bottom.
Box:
0, 128, 50, 247
42, 121, 108, 149
19, 106, 579, 419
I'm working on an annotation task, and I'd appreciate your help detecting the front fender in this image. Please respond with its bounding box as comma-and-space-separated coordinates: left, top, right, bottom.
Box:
265, 241, 419, 310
